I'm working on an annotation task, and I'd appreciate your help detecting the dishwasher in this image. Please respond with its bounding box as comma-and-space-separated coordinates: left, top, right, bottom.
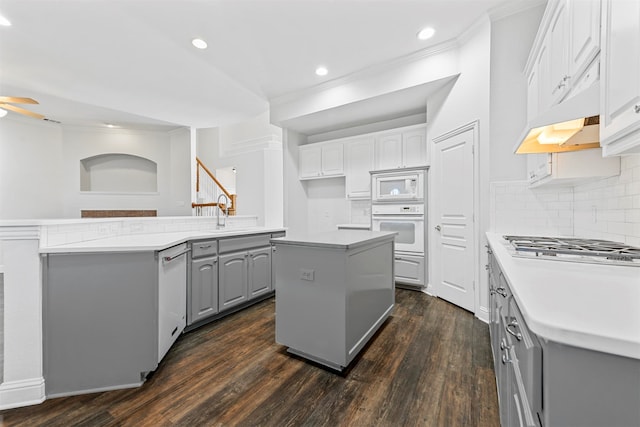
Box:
158, 243, 189, 363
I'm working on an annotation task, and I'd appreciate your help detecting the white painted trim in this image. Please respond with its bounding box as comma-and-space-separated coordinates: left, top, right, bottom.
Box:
222, 135, 283, 157
476, 306, 490, 324
0, 377, 46, 410
0, 226, 40, 240
489, 0, 546, 22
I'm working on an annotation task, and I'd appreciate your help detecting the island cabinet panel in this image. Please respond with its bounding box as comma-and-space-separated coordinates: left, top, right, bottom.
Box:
43, 252, 158, 397
273, 231, 395, 371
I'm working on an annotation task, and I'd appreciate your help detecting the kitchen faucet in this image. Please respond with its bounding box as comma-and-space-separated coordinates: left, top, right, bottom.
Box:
216, 193, 229, 229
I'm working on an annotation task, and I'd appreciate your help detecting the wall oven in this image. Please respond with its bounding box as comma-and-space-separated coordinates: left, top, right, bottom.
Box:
372, 168, 425, 202
371, 204, 424, 253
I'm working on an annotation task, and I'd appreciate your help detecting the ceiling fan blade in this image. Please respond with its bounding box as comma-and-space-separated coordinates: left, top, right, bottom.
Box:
0, 103, 45, 119
0, 96, 39, 104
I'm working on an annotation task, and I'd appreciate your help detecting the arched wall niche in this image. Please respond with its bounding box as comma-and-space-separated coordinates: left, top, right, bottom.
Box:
80, 153, 158, 192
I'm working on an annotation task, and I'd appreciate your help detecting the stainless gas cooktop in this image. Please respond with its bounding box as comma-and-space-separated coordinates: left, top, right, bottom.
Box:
503, 235, 640, 267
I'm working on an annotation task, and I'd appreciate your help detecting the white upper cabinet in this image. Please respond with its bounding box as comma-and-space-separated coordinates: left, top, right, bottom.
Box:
298, 141, 344, 180
548, 0, 570, 105
375, 133, 403, 170
568, 0, 601, 82
320, 142, 345, 176
528, 149, 620, 188
600, 0, 640, 155
526, 0, 602, 117
375, 127, 426, 170
402, 129, 428, 168
345, 137, 375, 199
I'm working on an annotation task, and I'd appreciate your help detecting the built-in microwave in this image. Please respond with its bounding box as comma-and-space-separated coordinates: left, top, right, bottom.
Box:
372, 169, 425, 202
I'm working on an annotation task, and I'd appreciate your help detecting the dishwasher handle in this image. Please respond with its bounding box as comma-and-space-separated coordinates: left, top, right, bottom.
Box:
162, 247, 191, 263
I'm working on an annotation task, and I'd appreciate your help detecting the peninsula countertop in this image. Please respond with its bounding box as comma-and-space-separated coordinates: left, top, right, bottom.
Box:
271, 230, 396, 250
40, 227, 286, 253
486, 232, 640, 360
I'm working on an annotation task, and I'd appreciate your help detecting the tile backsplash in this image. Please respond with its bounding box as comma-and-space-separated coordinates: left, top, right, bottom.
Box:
490, 181, 574, 237
574, 155, 640, 246
491, 155, 640, 246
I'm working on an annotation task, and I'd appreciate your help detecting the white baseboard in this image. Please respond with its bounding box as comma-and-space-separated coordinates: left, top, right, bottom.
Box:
0, 377, 45, 410
476, 306, 490, 324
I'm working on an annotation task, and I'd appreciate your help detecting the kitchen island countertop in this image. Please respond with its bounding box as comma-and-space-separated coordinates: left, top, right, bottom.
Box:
486, 232, 640, 360
271, 230, 396, 250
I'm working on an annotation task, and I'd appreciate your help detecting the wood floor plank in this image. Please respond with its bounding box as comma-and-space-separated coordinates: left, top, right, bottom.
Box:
0, 290, 499, 427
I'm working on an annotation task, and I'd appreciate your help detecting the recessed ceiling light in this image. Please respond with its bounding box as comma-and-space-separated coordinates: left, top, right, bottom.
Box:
0, 13, 11, 27
315, 66, 328, 76
417, 27, 435, 40
105, 123, 115, 128
0, 108, 7, 118
192, 38, 208, 49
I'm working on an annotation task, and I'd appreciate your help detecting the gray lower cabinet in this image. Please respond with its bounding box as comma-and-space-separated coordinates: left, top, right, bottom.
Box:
219, 251, 249, 310
487, 245, 640, 427
188, 239, 219, 326
394, 252, 425, 286
189, 256, 219, 324
219, 246, 272, 311
249, 246, 272, 298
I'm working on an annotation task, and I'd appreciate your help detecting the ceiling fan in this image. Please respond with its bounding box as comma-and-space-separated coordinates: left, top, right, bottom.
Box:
0, 96, 44, 120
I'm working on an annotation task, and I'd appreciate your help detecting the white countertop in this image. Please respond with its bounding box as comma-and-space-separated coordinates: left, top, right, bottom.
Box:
40, 227, 285, 253
272, 230, 396, 250
486, 232, 640, 360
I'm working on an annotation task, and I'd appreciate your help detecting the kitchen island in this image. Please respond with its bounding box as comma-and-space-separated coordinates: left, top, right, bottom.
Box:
272, 230, 396, 371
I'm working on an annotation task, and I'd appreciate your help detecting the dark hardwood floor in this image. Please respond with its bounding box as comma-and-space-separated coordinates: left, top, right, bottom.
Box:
0, 289, 499, 427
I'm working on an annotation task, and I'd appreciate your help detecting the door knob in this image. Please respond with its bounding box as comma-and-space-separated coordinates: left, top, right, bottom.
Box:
435, 225, 441, 232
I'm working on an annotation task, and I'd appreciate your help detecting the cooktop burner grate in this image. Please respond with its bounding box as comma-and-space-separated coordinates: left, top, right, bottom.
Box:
502, 235, 640, 265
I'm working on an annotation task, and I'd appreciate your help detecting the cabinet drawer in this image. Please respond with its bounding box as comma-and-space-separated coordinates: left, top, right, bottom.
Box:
219, 234, 271, 254
394, 253, 425, 286
191, 239, 217, 258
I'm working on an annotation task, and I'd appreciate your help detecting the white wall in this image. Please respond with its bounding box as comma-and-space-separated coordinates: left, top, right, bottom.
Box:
197, 111, 284, 228
0, 117, 65, 219
283, 129, 308, 234
168, 127, 192, 216
61, 126, 190, 217
490, 4, 545, 182
0, 117, 191, 219
425, 17, 492, 319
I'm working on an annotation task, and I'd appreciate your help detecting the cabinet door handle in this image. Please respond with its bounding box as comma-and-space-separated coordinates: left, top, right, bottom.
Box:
435, 225, 441, 232
635, 104, 640, 114
501, 353, 511, 364
506, 321, 523, 341
198, 244, 212, 249
162, 248, 191, 263
500, 339, 511, 351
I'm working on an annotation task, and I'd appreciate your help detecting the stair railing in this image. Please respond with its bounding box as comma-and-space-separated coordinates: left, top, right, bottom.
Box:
192, 157, 236, 216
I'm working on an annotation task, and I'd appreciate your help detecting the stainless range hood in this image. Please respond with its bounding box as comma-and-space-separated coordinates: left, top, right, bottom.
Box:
514, 82, 601, 154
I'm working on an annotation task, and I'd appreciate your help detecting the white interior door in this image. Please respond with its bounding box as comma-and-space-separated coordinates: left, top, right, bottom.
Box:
432, 124, 476, 312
